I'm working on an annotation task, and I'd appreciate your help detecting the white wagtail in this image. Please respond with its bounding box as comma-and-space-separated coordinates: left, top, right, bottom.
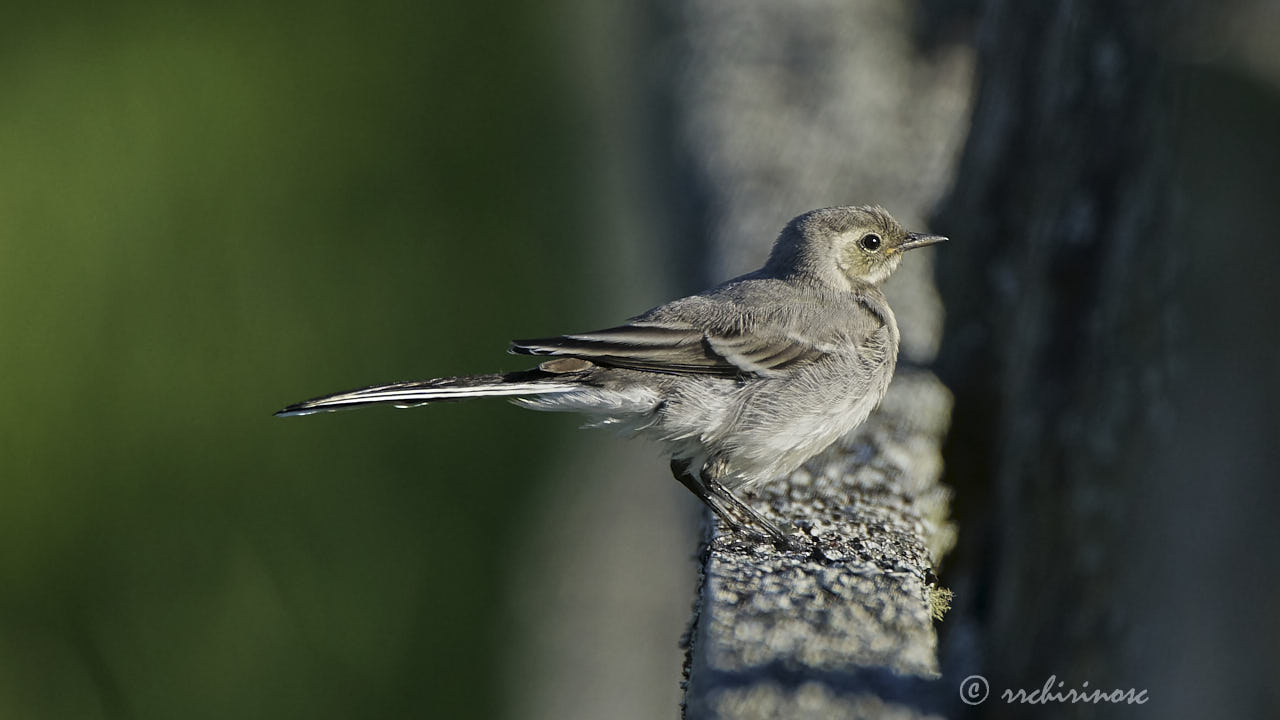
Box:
277, 206, 946, 549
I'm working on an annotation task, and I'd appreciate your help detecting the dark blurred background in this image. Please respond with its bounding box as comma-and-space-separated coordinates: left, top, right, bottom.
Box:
2, 1, 1279, 719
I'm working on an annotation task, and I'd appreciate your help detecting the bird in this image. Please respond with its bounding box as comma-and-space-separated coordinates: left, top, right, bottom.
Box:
276, 206, 946, 549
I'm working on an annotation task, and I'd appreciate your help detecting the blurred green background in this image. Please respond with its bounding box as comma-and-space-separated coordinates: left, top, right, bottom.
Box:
0, 2, 669, 717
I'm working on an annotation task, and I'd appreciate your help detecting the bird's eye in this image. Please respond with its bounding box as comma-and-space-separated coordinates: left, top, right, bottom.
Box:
860, 233, 882, 251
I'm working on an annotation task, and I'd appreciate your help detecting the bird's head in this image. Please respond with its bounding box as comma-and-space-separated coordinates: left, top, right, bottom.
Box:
766, 205, 947, 289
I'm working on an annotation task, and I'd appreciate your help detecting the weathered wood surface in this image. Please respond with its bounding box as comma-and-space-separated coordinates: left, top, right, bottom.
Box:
667, 1, 972, 716
931, 1, 1194, 718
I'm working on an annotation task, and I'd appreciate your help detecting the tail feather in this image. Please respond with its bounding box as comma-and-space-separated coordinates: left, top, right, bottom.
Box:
275, 371, 579, 417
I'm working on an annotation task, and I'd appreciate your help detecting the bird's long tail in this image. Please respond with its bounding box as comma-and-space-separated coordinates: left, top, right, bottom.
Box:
275, 370, 579, 417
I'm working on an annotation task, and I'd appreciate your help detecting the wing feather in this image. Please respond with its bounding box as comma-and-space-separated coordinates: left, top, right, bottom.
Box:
512, 321, 829, 378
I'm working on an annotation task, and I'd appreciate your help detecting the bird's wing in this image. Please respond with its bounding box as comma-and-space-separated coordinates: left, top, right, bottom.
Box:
511, 320, 831, 378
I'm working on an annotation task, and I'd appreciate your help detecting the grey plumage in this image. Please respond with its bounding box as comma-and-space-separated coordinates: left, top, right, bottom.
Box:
277, 205, 946, 548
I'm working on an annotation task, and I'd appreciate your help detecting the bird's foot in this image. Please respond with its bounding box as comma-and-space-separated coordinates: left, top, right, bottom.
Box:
734, 520, 810, 552
670, 459, 810, 552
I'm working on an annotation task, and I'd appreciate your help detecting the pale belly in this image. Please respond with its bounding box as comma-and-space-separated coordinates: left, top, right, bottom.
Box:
706, 357, 893, 489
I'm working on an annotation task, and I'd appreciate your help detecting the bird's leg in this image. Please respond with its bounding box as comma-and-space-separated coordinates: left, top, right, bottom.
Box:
701, 457, 797, 546
669, 458, 804, 550
670, 459, 748, 535
705, 477, 792, 546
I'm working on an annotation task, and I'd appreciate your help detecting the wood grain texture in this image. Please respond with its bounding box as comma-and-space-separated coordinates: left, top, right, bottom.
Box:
666, 1, 971, 716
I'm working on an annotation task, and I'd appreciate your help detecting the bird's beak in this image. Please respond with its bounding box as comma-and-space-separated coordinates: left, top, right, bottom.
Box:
899, 232, 948, 251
